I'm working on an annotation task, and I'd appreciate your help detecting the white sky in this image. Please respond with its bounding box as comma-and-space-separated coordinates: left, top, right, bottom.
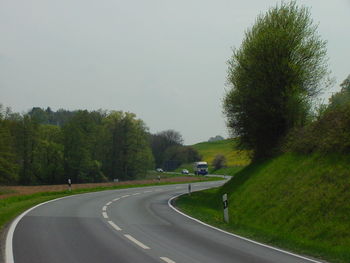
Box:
1, 0, 349, 144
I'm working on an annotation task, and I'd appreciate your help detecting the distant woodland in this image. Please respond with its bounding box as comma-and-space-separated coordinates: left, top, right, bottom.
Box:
0, 106, 200, 185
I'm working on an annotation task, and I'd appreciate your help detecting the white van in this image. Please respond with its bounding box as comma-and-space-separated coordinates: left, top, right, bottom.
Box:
193, 161, 208, 175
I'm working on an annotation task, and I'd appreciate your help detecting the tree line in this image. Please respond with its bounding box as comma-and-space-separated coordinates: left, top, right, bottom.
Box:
150, 129, 201, 170
0, 107, 200, 185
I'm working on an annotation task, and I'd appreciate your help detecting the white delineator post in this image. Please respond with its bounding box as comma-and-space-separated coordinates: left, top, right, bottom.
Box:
223, 193, 229, 223
68, 178, 72, 192
188, 184, 191, 196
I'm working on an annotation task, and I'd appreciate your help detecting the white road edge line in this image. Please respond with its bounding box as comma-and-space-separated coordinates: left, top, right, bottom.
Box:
106, 201, 112, 206
168, 194, 323, 263
5, 184, 216, 263
102, 212, 108, 218
108, 221, 122, 231
5, 186, 176, 263
102, 206, 107, 211
124, 234, 150, 249
132, 193, 141, 196
160, 256, 176, 263
5, 195, 73, 263
121, 194, 130, 198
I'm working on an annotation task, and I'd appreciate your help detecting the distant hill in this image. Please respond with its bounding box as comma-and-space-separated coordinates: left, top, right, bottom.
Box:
192, 138, 250, 167
207, 135, 224, 142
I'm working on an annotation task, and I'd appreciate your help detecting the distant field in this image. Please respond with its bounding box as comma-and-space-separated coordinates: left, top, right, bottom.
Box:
192, 139, 251, 168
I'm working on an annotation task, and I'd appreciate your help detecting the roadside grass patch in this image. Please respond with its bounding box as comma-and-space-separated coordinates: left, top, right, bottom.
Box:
176, 152, 350, 263
212, 166, 245, 175
0, 191, 69, 231
0, 188, 16, 196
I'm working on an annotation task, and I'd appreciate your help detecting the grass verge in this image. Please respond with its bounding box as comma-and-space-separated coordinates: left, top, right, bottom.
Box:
176, 153, 350, 263
0, 188, 16, 195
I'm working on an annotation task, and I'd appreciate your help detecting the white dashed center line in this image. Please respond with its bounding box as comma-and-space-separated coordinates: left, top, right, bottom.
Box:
160, 257, 176, 263
124, 234, 150, 249
100, 186, 196, 261
108, 221, 122, 231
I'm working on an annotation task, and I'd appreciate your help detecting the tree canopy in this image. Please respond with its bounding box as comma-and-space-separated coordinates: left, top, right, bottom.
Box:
0, 107, 154, 185
223, 1, 328, 159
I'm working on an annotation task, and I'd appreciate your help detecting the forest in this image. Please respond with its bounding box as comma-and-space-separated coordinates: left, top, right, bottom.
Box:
0, 106, 200, 185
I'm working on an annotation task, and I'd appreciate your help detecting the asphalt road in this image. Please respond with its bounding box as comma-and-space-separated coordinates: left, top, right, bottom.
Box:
8, 180, 324, 263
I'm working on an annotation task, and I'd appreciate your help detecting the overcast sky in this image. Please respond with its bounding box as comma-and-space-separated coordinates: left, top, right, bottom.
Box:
1, 0, 349, 144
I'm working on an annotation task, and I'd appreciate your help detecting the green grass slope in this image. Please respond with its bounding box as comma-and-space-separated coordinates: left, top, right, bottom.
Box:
176, 152, 350, 263
192, 139, 250, 167
175, 139, 250, 173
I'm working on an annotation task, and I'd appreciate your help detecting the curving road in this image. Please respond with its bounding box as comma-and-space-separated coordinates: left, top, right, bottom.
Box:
7, 180, 324, 263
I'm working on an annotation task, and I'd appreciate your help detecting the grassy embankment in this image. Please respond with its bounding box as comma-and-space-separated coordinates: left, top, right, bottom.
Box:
0, 172, 221, 232
177, 139, 251, 174
176, 152, 350, 263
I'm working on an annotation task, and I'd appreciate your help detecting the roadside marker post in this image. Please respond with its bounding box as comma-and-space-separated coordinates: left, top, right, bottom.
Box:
223, 193, 229, 223
188, 184, 191, 196
68, 178, 72, 192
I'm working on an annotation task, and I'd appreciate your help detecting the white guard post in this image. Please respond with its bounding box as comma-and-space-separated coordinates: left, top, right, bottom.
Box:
223, 193, 229, 223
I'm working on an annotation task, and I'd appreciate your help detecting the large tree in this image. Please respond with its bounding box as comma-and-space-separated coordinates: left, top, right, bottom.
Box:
223, 1, 328, 159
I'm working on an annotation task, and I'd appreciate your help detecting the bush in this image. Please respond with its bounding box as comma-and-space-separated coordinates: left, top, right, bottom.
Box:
284, 89, 350, 153
212, 154, 227, 170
